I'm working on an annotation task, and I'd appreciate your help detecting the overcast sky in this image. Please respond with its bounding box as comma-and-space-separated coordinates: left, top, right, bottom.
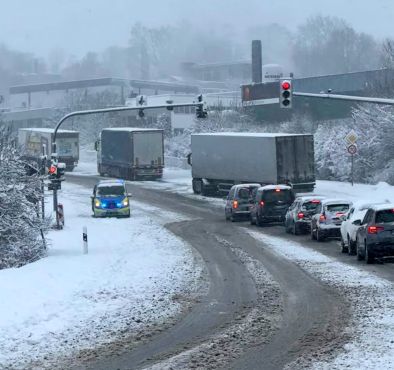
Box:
2, 0, 394, 58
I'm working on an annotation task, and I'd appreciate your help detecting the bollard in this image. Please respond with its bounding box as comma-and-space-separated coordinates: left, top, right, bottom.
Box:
57, 203, 65, 228
83, 226, 88, 254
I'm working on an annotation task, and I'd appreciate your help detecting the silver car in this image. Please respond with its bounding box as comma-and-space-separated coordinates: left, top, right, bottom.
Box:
225, 184, 260, 222
311, 199, 353, 241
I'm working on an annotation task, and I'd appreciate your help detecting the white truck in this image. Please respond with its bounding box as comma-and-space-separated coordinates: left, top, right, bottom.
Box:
96, 128, 164, 180
18, 128, 79, 171
189, 132, 315, 195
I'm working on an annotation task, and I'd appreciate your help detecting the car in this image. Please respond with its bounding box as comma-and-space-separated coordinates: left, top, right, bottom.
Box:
340, 202, 380, 254
355, 204, 394, 264
285, 196, 326, 235
250, 185, 295, 226
225, 183, 261, 222
91, 179, 131, 218
310, 199, 352, 241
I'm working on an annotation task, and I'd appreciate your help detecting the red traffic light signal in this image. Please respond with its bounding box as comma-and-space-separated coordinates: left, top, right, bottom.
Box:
281, 81, 291, 90
48, 165, 57, 175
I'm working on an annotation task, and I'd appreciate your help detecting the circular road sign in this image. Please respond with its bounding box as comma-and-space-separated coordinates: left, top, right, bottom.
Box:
347, 144, 357, 155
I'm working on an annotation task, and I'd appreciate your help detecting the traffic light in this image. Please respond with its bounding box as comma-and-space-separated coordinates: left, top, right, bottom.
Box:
56, 162, 66, 179
279, 79, 292, 109
196, 94, 208, 118
48, 164, 57, 178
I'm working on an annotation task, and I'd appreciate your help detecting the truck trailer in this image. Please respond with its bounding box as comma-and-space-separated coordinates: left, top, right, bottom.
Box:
189, 133, 315, 195
18, 128, 79, 171
96, 128, 164, 180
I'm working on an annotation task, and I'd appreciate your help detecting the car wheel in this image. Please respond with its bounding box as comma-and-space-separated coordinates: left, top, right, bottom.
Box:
311, 224, 316, 240
250, 214, 256, 225
225, 211, 230, 221
293, 222, 300, 235
316, 228, 325, 242
356, 238, 364, 261
340, 235, 348, 253
348, 235, 356, 255
256, 216, 263, 227
365, 242, 375, 264
230, 212, 237, 222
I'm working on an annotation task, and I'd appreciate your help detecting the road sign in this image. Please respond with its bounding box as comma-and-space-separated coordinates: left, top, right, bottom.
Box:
241, 82, 278, 102
345, 130, 358, 145
347, 144, 357, 155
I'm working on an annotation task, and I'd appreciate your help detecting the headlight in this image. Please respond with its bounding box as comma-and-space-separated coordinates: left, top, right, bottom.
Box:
95, 199, 101, 208
122, 198, 129, 207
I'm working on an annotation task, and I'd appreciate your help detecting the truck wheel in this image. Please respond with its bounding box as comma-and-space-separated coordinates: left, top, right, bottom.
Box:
192, 179, 203, 194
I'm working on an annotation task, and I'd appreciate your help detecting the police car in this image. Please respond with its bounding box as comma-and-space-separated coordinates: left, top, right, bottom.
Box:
91, 180, 131, 218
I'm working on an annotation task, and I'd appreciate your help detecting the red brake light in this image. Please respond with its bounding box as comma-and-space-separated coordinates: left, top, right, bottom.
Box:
297, 212, 304, 219
232, 200, 238, 209
311, 200, 321, 204
368, 225, 385, 234
259, 201, 265, 207
319, 214, 326, 222
275, 189, 281, 192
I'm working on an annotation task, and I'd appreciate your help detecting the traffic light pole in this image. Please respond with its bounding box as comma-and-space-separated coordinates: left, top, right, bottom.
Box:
53, 187, 59, 229
293, 92, 394, 105
51, 102, 204, 160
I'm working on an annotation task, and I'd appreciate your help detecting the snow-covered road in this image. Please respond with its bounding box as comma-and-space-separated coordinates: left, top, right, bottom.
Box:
0, 182, 202, 369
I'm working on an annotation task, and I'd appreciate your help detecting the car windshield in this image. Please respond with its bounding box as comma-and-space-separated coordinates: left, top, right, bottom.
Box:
97, 186, 125, 197
376, 210, 394, 223
326, 204, 350, 212
263, 190, 292, 203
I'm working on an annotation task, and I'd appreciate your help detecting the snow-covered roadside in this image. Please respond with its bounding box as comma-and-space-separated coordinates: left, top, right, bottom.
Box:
0, 182, 203, 369
246, 230, 394, 369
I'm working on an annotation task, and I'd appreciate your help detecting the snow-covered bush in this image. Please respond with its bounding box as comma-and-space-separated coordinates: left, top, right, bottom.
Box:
0, 139, 48, 269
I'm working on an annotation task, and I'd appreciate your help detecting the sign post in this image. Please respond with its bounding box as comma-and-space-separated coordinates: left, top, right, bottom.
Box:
346, 132, 358, 186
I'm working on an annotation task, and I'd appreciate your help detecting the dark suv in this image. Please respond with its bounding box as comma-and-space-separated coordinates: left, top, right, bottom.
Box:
250, 185, 295, 226
225, 183, 260, 222
285, 196, 326, 235
355, 204, 394, 263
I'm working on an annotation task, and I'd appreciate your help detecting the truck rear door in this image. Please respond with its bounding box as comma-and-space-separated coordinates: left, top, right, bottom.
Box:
276, 135, 315, 185
133, 132, 163, 167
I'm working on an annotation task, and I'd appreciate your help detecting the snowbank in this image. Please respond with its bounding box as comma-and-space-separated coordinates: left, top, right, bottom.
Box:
0, 182, 202, 369
247, 230, 394, 369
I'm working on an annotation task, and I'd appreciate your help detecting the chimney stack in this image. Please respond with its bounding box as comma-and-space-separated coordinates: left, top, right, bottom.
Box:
251, 40, 262, 83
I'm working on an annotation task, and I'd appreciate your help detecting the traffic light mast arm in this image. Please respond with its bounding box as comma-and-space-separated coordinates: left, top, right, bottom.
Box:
293, 92, 394, 105
51, 102, 204, 160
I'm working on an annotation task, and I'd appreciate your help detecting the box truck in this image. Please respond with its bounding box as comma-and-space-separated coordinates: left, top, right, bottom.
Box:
96, 128, 164, 180
189, 133, 315, 195
18, 128, 79, 171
